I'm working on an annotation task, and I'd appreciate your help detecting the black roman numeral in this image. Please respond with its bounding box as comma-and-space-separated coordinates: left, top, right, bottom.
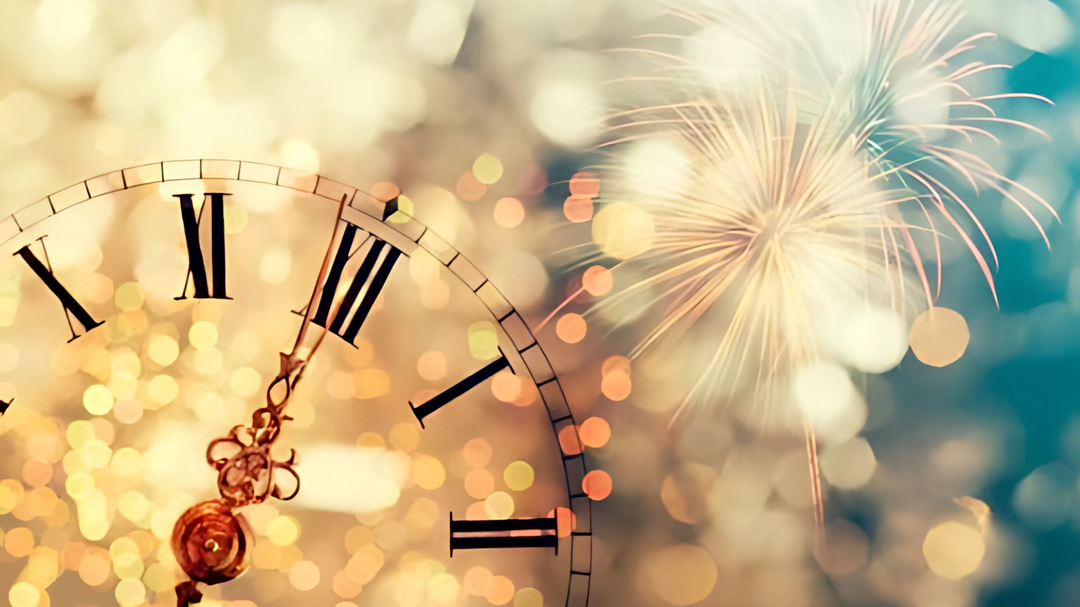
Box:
450, 513, 558, 555
15, 240, 103, 342
409, 351, 510, 427
175, 193, 229, 300
304, 223, 401, 346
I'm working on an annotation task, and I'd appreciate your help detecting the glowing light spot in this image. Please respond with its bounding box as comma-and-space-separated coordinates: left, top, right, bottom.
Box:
552, 507, 577, 538
473, 153, 504, 185
113, 549, 144, 580
417, 351, 447, 382
514, 588, 544, 607
147, 375, 178, 406
65, 471, 95, 501
592, 201, 655, 259
77, 490, 110, 540
570, 171, 600, 196
564, 195, 594, 223
503, 462, 535, 491
83, 384, 114, 415
579, 417, 611, 448
370, 182, 400, 203
356, 432, 385, 449
820, 437, 877, 489
583, 470, 612, 500
837, 306, 908, 373
556, 313, 587, 344
147, 335, 179, 366
457, 172, 487, 201
484, 491, 515, 519
491, 372, 522, 403
332, 569, 362, 598
354, 368, 391, 400
494, 198, 525, 228
559, 425, 583, 456
466, 500, 488, 520
22, 459, 52, 487
188, 321, 218, 349
463, 439, 493, 468
117, 491, 151, 525
0, 485, 14, 514
6, 527, 34, 557
465, 468, 495, 499
115, 282, 144, 311
344, 526, 374, 554
923, 522, 985, 580
79, 550, 111, 585
412, 454, 446, 490
268, 516, 300, 546
345, 544, 384, 585
601, 370, 631, 401
814, 520, 870, 576
644, 544, 717, 606
290, 560, 321, 591
793, 361, 866, 442
8, 582, 39, 607
230, 367, 262, 397
909, 307, 970, 367
468, 322, 500, 360
660, 463, 717, 525
583, 265, 613, 296
35, 0, 95, 43
388, 423, 420, 452
464, 566, 493, 596
406, 497, 439, 532
144, 563, 175, 593
280, 139, 319, 173
486, 575, 516, 606
66, 420, 95, 449
110, 448, 143, 477
602, 355, 631, 376
80, 439, 112, 469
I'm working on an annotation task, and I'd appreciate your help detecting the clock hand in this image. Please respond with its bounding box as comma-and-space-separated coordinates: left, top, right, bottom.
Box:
172, 195, 352, 607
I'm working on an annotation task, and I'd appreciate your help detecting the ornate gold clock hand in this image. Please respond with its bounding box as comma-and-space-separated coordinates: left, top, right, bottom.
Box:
171, 195, 351, 607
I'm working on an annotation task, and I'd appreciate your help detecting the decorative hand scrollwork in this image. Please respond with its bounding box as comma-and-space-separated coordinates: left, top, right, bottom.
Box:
173, 194, 351, 606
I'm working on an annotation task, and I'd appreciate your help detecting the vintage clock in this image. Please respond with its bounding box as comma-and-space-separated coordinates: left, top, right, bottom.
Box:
0, 159, 594, 607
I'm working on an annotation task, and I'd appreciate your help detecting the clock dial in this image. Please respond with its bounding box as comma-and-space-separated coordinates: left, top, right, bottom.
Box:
0, 160, 593, 607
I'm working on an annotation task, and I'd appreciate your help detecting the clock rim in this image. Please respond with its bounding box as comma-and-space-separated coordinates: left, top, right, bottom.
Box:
0, 158, 595, 607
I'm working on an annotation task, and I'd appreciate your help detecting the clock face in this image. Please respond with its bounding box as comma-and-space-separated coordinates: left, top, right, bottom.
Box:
0, 160, 593, 607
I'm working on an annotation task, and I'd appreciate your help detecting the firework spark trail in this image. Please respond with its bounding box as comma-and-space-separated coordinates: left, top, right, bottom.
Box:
550, 0, 1053, 540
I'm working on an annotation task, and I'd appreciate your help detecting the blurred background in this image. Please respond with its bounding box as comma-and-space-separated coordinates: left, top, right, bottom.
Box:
0, 0, 1077, 606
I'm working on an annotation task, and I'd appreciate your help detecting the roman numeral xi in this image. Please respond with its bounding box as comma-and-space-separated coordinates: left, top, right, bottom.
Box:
15, 238, 103, 342
176, 193, 229, 300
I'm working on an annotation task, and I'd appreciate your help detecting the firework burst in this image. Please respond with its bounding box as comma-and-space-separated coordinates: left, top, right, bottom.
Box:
547, 0, 1053, 536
